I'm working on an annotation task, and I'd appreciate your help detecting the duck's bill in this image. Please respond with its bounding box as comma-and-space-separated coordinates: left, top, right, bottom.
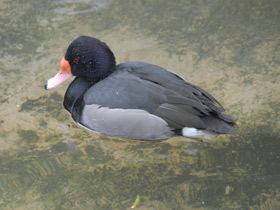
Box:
45, 57, 72, 90
45, 69, 72, 90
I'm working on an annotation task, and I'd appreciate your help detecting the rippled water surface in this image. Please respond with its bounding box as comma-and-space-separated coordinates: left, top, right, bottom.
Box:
0, 0, 279, 209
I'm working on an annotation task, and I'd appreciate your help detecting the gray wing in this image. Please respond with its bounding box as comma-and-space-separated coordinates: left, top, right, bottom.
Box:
82, 61, 235, 134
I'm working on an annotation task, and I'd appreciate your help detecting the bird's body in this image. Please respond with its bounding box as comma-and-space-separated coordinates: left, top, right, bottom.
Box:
45, 36, 235, 140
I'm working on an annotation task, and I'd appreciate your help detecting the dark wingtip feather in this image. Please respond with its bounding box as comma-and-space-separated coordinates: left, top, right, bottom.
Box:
202, 113, 236, 134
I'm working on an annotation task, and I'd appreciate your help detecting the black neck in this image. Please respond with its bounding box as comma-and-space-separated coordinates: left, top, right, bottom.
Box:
63, 77, 99, 113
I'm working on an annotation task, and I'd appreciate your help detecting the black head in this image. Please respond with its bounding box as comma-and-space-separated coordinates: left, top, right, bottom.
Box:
65, 36, 116, 80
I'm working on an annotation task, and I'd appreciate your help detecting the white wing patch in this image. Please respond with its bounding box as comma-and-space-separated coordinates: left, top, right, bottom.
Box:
182, 127, 213, 140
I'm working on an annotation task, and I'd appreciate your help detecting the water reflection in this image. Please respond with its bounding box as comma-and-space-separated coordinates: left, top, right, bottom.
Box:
52, 0, 114, 15
0, 0, 279, 209
1, 127, 279, 209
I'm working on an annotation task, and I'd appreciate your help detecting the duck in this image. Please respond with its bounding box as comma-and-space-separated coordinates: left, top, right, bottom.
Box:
45, 36, 235, 140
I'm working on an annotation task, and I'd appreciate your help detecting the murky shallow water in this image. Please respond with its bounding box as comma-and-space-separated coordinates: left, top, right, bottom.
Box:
0, 0, 279, 209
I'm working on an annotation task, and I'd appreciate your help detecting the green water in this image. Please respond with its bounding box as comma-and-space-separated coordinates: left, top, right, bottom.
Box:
0, 0, 279, 209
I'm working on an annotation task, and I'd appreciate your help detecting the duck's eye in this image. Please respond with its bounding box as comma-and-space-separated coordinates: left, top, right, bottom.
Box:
73, 58, 79, 63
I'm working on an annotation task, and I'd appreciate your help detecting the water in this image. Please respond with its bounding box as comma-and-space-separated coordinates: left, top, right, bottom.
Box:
0, 0, 279, 209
